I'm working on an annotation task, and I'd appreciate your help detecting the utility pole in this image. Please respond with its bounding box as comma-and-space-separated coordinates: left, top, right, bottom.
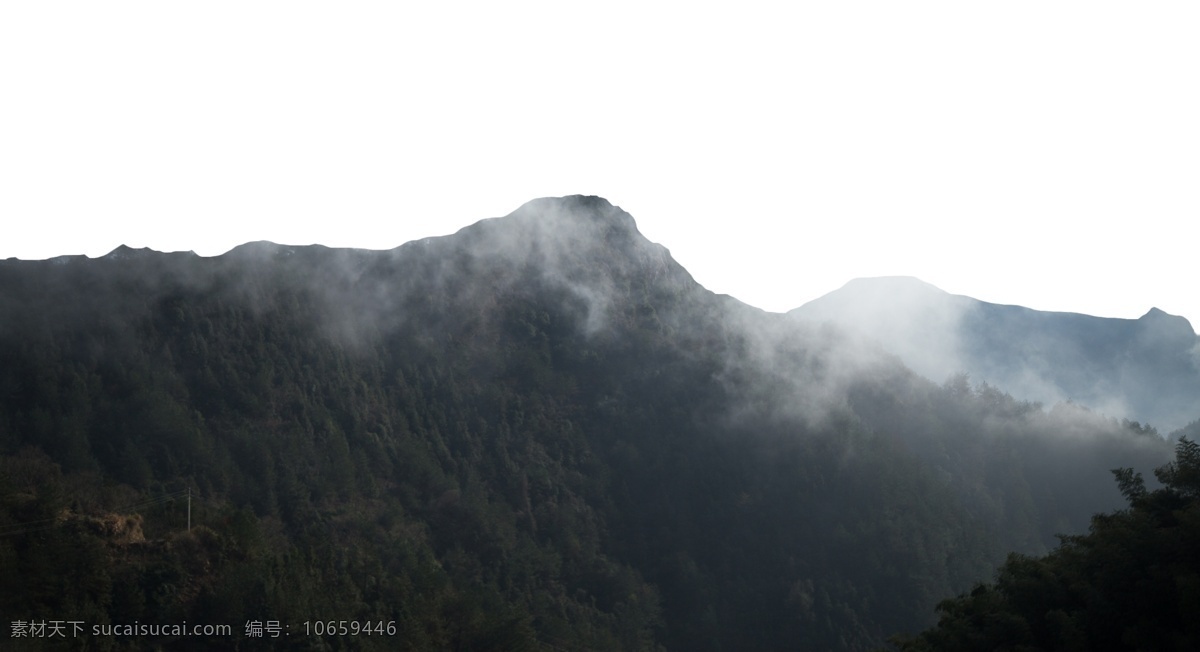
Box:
187, 486, 191, 532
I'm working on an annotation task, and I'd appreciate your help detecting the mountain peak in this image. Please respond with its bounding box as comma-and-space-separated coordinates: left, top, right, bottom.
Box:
507, 195, 638, 235
839, 276, 950, 296
791, 277, 1200, 431
1140, 307, 1183, 322
1138, 307, 1197, 339
791, 276, 960, 320
103, 244, 153, 260
435, 195, 658, 271
518, 194, 618, 212
224, 241, 292, 258
100, 245, 200, 262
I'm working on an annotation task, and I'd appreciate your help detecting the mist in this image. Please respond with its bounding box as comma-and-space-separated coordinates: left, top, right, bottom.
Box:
2, 194, 1188, 651
790, 276, 1200, 435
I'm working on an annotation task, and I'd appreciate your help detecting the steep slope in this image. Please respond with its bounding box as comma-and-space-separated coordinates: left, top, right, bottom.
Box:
894, 437, 1200, 651
0, 197, 1175, 651
790, 276, 1200, 433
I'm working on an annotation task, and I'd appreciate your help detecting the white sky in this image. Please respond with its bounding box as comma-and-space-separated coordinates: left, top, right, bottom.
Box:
2, 2, 1198, 327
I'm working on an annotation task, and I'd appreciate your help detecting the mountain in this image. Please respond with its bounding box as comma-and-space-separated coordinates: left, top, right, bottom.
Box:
790, 276, 1200, 433
894, 436, 1200, 651
0, 197, 1176, 651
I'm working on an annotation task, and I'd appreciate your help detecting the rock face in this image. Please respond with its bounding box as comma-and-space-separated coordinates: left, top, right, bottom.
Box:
790, 276, 1200, 433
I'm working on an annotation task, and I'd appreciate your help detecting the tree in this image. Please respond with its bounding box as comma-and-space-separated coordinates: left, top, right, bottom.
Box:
892, 437, 1200, 651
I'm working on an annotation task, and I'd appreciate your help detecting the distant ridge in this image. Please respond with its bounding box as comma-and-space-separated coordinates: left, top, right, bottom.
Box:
790, 276, 1200, 433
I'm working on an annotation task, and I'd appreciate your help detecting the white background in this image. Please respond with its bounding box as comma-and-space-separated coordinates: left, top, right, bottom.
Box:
2, 2, 1197, 324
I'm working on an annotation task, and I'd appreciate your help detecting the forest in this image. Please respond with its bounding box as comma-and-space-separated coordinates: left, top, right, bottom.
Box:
0, 196, 1189, 650
894, 436, 1200, 651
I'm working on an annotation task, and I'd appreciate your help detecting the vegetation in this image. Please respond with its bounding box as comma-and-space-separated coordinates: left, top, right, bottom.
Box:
0, 200, 1181, 649
891, 437, 1200, 651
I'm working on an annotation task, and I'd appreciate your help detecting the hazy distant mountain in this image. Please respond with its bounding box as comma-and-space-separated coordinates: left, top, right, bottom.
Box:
790, 276, 1200, 433
0, 197, 1176, 650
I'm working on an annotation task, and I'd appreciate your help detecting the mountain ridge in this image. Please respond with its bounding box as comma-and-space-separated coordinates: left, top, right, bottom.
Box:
800, 275, 1196, 330
37, 200, 1197, 435
0, 196, 1182, 650
791, 275, 1200, 432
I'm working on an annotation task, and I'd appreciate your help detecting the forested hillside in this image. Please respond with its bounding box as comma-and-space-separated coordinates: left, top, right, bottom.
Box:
0, 197, 1177, 650
893, 435, 1200, 651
